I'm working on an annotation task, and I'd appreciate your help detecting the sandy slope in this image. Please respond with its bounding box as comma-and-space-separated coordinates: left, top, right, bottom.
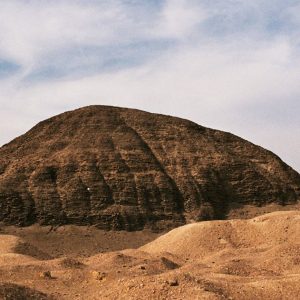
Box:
0, 211, 299, 299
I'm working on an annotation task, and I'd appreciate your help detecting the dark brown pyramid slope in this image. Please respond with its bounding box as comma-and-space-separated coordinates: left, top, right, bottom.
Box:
0, 106, 299, 230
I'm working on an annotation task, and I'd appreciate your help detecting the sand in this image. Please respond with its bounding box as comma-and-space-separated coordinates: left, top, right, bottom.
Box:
0, 211, 299, 299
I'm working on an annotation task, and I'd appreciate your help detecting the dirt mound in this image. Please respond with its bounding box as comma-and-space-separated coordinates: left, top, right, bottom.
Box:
0, 211, 298, 299
0, 235, 51, 260
0, 105, 299, 230
141, 211, 300, 260
86, 249, 181, 277
0, 283, 51, 300
58, 257, 85, 269
0, 225, 159, 258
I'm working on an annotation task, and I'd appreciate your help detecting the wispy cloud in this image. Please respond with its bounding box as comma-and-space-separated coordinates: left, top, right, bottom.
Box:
0, 0, 299, 171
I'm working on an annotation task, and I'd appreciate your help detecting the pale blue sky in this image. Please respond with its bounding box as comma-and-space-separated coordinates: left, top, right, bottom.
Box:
0, 0, 299, 171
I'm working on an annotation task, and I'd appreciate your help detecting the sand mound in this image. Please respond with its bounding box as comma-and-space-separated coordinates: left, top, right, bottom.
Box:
141, 211, 300, 260
0, 253, 38, 266
0, 235, 24, 254
0, 211, 298, 299
0, 235, 51, 260
0, 283, 51, 300
85, 249, 181, 278
0, 225, 159, 258
58, 257, 85, 269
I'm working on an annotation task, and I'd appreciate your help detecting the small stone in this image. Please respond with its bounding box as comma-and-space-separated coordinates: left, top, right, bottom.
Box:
91, 271, 106, 281
39, 271, 53, 279
167, 279, 179, 286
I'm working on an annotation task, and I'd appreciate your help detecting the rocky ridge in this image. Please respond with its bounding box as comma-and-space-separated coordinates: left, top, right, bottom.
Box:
0, 105, 299, 230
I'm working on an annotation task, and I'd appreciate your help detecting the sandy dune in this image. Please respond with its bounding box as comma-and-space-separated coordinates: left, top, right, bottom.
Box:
0, 211, 299, 299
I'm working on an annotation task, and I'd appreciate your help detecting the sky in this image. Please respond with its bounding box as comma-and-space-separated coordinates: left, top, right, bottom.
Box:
0, 0, 299, 172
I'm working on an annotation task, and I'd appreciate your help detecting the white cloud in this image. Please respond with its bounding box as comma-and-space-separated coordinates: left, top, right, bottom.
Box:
285, 3, 300, 25
0, 0, 299, 172
0, 1, 154, 71
152, 0, 207, 39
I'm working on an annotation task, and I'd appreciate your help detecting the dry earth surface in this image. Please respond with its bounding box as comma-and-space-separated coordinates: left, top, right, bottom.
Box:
0, 209, 299, 300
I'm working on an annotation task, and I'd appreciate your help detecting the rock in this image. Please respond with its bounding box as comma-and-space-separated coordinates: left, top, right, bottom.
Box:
167, 279, 179, 286
39, 271, 53, 279
160, 257, 180, 270
91, 271, 106, 281
0, 105, 299, 230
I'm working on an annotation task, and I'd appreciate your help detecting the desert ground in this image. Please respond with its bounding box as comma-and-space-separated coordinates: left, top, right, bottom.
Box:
0, 206, 299, 299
